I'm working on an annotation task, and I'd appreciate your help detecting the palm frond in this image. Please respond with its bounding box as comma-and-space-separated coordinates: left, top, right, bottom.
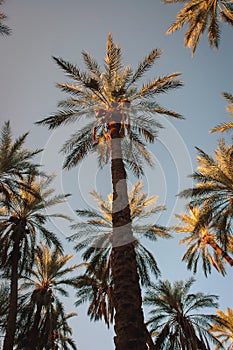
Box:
127, 48, 163, 87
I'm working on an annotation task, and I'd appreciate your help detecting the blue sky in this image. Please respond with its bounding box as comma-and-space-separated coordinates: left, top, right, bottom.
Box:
0, 0, 233, 349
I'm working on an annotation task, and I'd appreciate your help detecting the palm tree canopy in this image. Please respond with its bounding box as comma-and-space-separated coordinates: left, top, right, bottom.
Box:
37, 33, 183, 176
0, 174, 71, 273
144, 277, 223, 349
209, 307, 233, 350
0, 121, 42, 198
16, 243, 79, 350
211, 92, 233, 133
179, 139, 233, 244
175, 204, 233, 276
20, 243, 80, 296
163, 0, 233, 55
69, 180, 171, 285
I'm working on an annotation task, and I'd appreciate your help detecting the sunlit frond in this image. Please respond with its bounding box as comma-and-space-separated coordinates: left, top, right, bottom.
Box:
164, 0, 233, 55
211, 92, 233, 133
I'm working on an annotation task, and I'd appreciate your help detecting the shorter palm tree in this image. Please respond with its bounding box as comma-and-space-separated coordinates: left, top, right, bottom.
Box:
16, 243, 79, 350
144, 277, 223, 349
211, 92, 233, 133
70, 180, 170, 285
0, 174, 70, 350
174, 204, 233, 276
209, 307, 233, 350
71, 181, 170, 330
163, 0, 233, 55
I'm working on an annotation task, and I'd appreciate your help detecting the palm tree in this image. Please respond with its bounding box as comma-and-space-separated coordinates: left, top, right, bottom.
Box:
174, 204, 233, 276
0, 1, 11, 36
144, 277, 223, 349
16, 243, 79, 350
0, 121, 42, 199
209, 307, 233, 349
73, 181, 170, 329
211, 92, 233, 133
163, 0, 233, 55
37, 33, 183, 349
0, 175, 70, 350
70, 181, 170, 283
179, 139, 233, 247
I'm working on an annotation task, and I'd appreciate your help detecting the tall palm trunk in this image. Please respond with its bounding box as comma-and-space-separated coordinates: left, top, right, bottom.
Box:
3, 224, 23, 350
109, 119, 147, 350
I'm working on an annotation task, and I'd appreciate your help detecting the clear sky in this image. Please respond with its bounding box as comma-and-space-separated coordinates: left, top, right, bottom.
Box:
0, 1, 233, 349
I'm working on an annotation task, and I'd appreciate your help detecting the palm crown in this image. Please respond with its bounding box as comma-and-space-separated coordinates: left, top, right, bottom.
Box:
0, 174, 70, 271
0, 121, 42, 199
179, 139, 233, 245
69, 180, 171, 285
37, 33, 183, 175
144, 277, 223, 349
16, 243, 79, 349
175, 204, 233, 276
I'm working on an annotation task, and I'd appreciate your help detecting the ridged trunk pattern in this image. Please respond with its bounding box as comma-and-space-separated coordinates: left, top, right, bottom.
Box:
109, 120, 147, 350
3, 224, 24, 350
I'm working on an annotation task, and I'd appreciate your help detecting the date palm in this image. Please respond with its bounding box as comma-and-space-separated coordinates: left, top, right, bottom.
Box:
144, 277, 223, 349
37, 33, 183, 349
163, 0, 233, 55
209, 307, 233, 350
211, 92, 233, 133
179, 139, 233, 247
72, 181, 170, 328
0, 121, 42, 199
0, 1, 11, 35
175, 204, 233, 276
16, 243, 79, 350
0, 175, 70, 350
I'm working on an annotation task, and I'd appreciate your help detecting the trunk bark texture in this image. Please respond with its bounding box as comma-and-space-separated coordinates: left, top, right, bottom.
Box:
109, 119, 147, 350
28, 303, 43, 348
3, 224, 24, 350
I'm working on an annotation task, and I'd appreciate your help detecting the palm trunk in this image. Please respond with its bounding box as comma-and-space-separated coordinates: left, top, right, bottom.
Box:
3, 225, 23, 350
29, 303, 43, 348
109, 119, 147, 350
